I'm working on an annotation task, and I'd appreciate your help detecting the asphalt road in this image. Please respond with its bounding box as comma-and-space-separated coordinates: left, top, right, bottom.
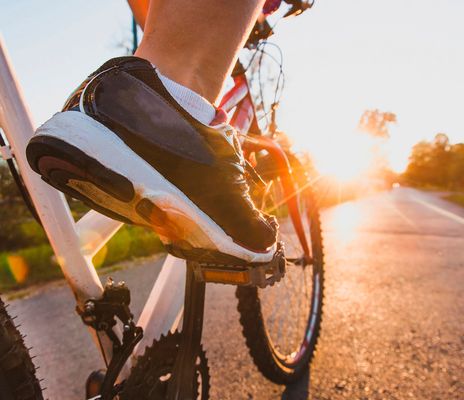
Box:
6, 187, 464, 399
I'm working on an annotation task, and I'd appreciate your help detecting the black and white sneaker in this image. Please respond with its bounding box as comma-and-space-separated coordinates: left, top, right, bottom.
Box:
26, 57, 277, 265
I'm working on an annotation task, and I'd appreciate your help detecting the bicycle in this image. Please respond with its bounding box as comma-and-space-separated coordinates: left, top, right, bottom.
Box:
0, 1, 324, 398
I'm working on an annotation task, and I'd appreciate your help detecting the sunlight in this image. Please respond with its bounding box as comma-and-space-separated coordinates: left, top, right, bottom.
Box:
326, 202, 364, 245
385, 134, 411, 173
311, 132, 374, 183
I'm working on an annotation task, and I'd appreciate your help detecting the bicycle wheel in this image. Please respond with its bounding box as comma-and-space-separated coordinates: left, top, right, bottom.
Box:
0, 298, 44, 400
236, 157, 324, 384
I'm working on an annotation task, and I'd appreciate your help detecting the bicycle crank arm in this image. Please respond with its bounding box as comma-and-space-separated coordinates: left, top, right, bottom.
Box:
167, 261, 206, 400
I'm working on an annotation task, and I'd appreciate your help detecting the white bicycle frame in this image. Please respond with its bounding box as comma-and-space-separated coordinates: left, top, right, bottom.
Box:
0, 36, 186, 377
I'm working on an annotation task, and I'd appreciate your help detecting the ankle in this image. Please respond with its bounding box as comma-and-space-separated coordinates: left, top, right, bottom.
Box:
135, 39, 223, 103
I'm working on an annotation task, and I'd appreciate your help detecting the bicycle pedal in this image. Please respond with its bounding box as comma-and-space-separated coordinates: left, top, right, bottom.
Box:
191, 242, 286, 288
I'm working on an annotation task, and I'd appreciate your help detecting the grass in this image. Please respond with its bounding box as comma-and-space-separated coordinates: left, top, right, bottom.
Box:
4, 254, 163, 301
414, 185, 446, 192
0, 225, 164, 292
0, 245, 56, 291
443, 193, 464, 207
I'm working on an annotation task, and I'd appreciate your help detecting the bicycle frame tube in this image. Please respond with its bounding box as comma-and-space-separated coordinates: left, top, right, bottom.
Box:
0, 38, 186, 375
220, 70, 311, 259
220, 74, 261, 135
0, 37, 120, 365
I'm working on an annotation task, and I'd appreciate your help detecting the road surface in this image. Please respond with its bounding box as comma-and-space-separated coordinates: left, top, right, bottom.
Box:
7, 188, 464, 399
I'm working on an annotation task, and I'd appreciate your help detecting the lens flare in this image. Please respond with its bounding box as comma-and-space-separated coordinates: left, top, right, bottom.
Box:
7, 255, 29, 283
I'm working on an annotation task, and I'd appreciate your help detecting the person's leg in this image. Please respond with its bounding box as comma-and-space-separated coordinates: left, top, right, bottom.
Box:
135, 0, 265, 103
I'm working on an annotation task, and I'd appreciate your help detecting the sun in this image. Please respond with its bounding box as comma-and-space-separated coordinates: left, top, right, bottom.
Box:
316, 155, 367, 182
312, 133, 374, 182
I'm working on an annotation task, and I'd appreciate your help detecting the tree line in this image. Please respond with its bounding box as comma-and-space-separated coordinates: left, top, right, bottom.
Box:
403, 133, 464, 190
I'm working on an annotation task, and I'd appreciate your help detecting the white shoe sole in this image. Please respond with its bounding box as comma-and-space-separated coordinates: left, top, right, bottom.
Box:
28, 111, 276, 264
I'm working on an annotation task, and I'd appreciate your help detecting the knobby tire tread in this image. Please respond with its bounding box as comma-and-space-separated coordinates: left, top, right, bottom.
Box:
0, 298, 43, 400
236, 185, 325, 384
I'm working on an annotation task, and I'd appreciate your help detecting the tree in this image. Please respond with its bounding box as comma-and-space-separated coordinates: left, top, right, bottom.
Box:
403, 133, 464, 189
448, 143, 464, 189
0, 162, 33, 250
404, 140, 434, 185
358, 109, 397, 138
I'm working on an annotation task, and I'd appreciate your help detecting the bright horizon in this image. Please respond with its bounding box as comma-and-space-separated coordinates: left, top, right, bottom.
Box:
273, 0, 464, 174
1, 0, 463, 176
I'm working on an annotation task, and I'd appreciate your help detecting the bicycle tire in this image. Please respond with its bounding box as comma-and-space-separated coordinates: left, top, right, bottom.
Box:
236, 159, 324, 384
0, 298, 43, 400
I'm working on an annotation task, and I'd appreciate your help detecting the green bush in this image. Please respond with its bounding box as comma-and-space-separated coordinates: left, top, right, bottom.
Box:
18, 220, 48, 246
0, 225, 165, 291
93, 226, 164, 268
0, 244, 58, 291
127, 226, 165, 258
443, 193, 464, 207
0, 254, 13, 287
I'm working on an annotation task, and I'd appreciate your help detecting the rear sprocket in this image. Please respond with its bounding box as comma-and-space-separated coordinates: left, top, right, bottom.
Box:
120, 331, 210, 399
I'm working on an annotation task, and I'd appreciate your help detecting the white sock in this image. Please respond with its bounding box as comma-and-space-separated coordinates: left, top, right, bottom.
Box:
156, 69, 216, 125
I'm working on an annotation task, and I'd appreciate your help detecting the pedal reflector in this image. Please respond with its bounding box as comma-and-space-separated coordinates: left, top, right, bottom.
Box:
192, 242, 286, 288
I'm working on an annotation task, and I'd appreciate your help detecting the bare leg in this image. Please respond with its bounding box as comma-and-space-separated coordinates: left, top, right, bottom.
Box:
134, 0, 265, 103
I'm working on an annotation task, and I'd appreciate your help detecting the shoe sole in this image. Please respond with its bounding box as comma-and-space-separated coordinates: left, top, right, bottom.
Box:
27, 111, 276, 265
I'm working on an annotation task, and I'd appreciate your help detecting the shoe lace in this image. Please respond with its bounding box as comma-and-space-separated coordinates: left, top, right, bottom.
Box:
216, 125, 274, 220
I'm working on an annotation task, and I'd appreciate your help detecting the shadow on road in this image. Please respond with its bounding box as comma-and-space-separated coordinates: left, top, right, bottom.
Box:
281, 368, 310, 400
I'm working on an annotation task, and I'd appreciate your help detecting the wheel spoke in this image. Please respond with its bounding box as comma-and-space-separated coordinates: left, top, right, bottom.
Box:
250, 171, 323, 366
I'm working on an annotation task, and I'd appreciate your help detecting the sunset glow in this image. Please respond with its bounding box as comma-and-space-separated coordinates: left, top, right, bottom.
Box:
305, 131, 376, 183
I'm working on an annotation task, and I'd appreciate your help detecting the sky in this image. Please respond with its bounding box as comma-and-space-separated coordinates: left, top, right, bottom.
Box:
1, 0, 463, 174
